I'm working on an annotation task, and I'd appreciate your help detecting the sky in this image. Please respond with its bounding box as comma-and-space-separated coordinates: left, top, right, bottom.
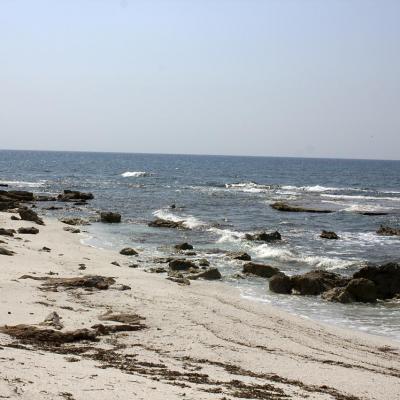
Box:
0, 0, 399, 159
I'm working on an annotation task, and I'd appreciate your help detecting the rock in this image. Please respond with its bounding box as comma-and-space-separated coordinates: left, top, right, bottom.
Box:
0, 228, 16, 237
60, 217, 89, 226
376, 226, 400, 236
243, 262, 280, 278
111, 261, 121, 266
18, 208, 44, 225
269, 273, 293, 294
0, 183, 8, 187
320, 230, 339, 240
40, 311, 64, 330
358, 211, 388, 216
35, 195, 57, 202
198, 258, 210, 267
166, 273, 191, 285
0, 190, 34, 202
78, 264, 86, 270
58, 190, 94, 202
148, 218, 186, 229
270, 202, 333, 214
169, 259, 198, 271
46, 206, 63, 210
128, 264, 138, 268
353, 262, 400, 299
100, 212, 121, 223
321, 287, 354, 303
42, 275, 116, 290
40, 247, 51, 252
148, 267, 167, 273
291, 270, 349, 295
346, 278, 377, 303
245, 231, 281, 242
63, 226, 81, 233
10, 215, 20, 221
228, 252, 251, 261
174, 242, 194, 250
120, 247, 138, 256
0, 247, 14, 256
18, 227, 39, 234
187, 267, 222, 280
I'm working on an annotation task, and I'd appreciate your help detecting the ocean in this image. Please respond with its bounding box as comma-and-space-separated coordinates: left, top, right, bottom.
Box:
1, 149, 400, 340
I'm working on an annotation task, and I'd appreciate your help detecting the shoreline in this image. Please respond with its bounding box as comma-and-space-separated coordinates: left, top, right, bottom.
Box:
1, 212, 400, 399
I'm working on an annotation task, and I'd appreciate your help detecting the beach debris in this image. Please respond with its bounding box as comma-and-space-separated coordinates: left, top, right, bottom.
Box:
60, 217, 90, 226
169, 259, 198, 271
245, 231, 281, 242
242, 262, 280, 278
40, 311, 64, 330
270, 202, 333, 213
120, 247, 138, 256
0, 228, 16, 237
320, 230, 339, 239
175, 242, 194, 250
98, 311, 144, 325
377, 225, 400, 236
100, 211, 121, 223
78, 264, 86, 270
18, 208, 44, 225
58, 190, 94, 202
148, 218, 186, 229
0, 246, 15, 256
18, 226, 39, 234
228, 252, 251, 261
63, 226, 81, 233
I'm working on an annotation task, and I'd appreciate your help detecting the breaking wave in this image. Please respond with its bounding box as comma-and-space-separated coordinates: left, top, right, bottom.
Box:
153, 209, 205, 229
121, 171, 152, 178
0, 180, 47, 188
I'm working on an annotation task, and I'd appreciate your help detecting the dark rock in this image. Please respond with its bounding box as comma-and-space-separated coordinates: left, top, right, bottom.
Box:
10, 216, 20, 221
376, 226, 400, 236
198, 258, 210, 267
0, 183, 8, 187
111, 261, 121, 266
243, 262, 280, 278
40, 247, 51, 252
0, 190, 34, 202
148, 267, 167, 273
120, 247, 138, 256
45, 206, 63, 210
245, 231, 281, 242
35, 195, 57, 202
0, 247, 15, 256
270, 202, 333, 214
169, 259, 198, 271
174, 242, 193, 250
18, 227, 39, 234
346, 278, 377, 303
188, 267, 222, 280
291, 270, 349, 295
148, 218, 186, 229
321, 287, 354, 303
353, 263, 400, 299
63, 227, 80, 233
358, 211, 388, 216
100, 212, 121, 223
60, 217, 89, 226
269, 273, 293, 294
0, 228, 16, 237
78, 264, 86, 270
228, 252, 251, 261
58, 190, 94, 202
166, 273, 191, 285
320, 230, 339, 240
18, 208, 44, 225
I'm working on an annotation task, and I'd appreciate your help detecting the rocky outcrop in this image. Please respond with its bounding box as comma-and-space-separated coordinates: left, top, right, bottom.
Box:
18, 227, 39, 234
322, 278, 378, 303
169, 259, 198, 271
291, 270, 349, 295
376, 226, 400, 236
228, 252, 251, 261
57, 190, 94, 202
271, 202, 333, 214
148, 218, 186, 229
269, 273, 293, 294
242, 262, 280, 278
175, 242, 193, 250
120, 248, 138, 256
18, 208, 44, 225
100, 212, 121, 223
320, 230, 339, 240
245, 231, 281, 242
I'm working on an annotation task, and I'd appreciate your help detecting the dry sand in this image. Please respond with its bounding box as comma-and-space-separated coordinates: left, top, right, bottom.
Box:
0, 212, 399, 400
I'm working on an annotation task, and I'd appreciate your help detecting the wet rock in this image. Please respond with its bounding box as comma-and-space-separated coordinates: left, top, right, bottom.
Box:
198, 258, 210, 267
58, 190, 94, 202
10, 215, 20, 221
0, 228, 16, 237
169, 259, 198, 271
270, 202, 333, 214
291, 270, 349, 295
269, 273, 293, 294
353, 262, 400, 299
245, 231, 281, 242
35, 195, 57, 202
60, 217, 89, 226
18, 208, 44, 225
187, 267, 222, 280
243, 262, 280, 278
148, 218, 186, 229
0, 183, 8, 187
0, 190, 34, 202
321, 287, 354, 303
100, 212, 121, 223
120, 247, 138, 256
18, 227, 39, 234
228, 252, 251, 261
346, 278, 377, 303
46, 206, 63, 210
358, 211, 388, 216
175, 242, 193, 250
63, 226, 81, 233
320, 230, 339, 240
376, 226, 400, 236
0, 247, 15, 256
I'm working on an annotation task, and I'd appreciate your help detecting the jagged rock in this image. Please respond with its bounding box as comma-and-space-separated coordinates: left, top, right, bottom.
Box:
320, 230, 339, 239
18, 227, 39, 234
228, 252, 251, 261
148, 218, 186, 229
353, 263, 400, 299
269, 273, 293, 294
169, 259, 198, 271
243, 262, 280, 278
377, 226, 400, 236
245, 231, 281, 242
0, 247, 14, 256
291, 270, 349, 295
18, 208, 44, 225
188, 267, 222, 280
60, 217, 89, 226
100, 212, 121, 223
175, 242, 193, 250
58, 190, 94, 202
0, 228, 16, 237
120, 247, 138, 256
63, 226, 81, 233
270, 202, 333, 214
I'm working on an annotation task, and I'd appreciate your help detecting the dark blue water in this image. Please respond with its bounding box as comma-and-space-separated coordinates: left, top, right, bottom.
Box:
1, 150, 400, 340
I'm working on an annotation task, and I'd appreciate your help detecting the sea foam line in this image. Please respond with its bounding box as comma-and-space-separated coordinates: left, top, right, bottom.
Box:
121, 171, 153, 178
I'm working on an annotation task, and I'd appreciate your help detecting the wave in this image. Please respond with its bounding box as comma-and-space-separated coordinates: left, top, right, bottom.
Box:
342, 204, 392, 213
252, 244, 357, 270
0, 180, 47, 188
153, 209, 205, 229
208, 227, 245, 243
225, 182, 277, 193
121, 171, 152, 178
322, 194, 400, 202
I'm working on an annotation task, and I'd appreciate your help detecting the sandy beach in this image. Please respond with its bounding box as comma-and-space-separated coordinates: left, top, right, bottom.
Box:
0, 211, 399, 400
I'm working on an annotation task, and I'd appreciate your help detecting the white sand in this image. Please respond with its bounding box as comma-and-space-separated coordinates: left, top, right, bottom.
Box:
0, 212, 399, 400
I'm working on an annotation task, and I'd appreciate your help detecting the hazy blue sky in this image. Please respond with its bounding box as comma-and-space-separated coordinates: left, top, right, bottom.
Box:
1, 0, 399, 159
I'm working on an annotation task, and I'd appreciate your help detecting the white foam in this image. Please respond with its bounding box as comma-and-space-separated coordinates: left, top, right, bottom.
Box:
208, 227, 245, 243
121, 171, 152, 178
322, 194, 400, 201
0, 180, 47, 188
225, 182, 275, 193
153, 209, 205, 229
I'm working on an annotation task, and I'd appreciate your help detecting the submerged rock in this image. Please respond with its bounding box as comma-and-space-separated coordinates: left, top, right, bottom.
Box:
245, 231, 282, 242
100, 212, 121, 223
322, 278, 378, 303
376, 226, 400, 236
228, 252, 251, 261
269, 273, 293, 294
175, 242, 194, 250
270, 202, 333, 214
243, 262, 280, 278
320, 230, 339, 240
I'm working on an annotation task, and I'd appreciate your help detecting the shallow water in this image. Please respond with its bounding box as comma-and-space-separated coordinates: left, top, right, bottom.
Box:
1, 150, 399, 340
